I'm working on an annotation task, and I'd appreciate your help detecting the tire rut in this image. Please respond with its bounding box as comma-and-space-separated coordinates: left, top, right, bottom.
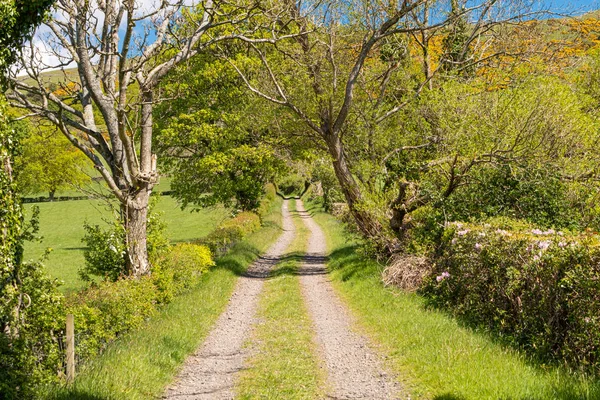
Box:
295, 200, 403, 400
163, 200, 295, 400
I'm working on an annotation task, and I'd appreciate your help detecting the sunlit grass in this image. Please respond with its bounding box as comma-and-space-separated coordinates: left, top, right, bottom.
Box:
306, 199, 600, 400
23, 195, 229, 292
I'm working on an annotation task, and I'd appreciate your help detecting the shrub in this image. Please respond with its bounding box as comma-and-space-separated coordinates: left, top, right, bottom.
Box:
257, 183, 277, 219
80, 202, 169, 282
80, 221, 126, 282
152, 243, 214, 303
0, 261, 64, 399
422, 220, 600, 373
69, 241, 215, 362
201, 211, 261, 255
65, 277, 159, 362
277, 174, 306, 196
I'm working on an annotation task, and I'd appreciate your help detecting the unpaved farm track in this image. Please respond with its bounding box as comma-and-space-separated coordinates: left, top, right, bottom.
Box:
163, 201, 296, 400
164, 199, 402, 399
296, 200, 402, 400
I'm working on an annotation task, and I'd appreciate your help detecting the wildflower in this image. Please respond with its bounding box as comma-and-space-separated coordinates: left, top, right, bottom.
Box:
558, 231, 564, 236
531, 229, 543, 235
457, 229, 470, 236
436, 271, 451, 282
533, 254, 540, 261
545, 229, 555, 235
538, 241, 551, 250
451, 238, 457, 245
479, 232, 486, 237
558, 241, 567, 248
475, 243, 483, 251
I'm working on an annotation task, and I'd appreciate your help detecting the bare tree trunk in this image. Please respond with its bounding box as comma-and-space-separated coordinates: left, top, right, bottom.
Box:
324, 132, 384, 240
124, 189, 150, 276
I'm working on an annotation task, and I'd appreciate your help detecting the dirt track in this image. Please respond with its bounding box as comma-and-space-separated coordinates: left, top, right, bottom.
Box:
163, 201, 296, 399
296, 200, 401, 399
164, 199, 401, 399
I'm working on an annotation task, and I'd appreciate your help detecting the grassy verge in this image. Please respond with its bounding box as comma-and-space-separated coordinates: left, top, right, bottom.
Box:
236, 199, 324, 399
24, 195, 229, 292
306, 199, 600, 400
45, 197, 283, 400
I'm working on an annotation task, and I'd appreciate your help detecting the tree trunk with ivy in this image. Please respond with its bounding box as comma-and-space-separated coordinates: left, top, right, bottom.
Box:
0, 101, 24, 339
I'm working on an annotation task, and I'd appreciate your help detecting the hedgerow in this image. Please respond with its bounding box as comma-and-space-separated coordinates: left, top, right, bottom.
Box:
422, 220, 600, 372
201, 183, 276, 255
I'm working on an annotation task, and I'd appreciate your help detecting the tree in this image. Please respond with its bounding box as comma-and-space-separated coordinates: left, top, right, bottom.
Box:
6, 0, 273, 276
0, 2, 63, 397
15, 122, 91, 199
227, 0, 543, 249
156, 52, 284, 211
0, 0, 55, 77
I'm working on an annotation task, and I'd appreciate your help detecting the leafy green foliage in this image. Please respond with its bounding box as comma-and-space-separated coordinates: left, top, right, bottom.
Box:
157, 54, 283, 211
80, 201, 169, 282
0, 259, 63, 399
0, 0, 55, 79
152, 243, 214, 304
0, 92, 66, 399
424, 222, 600, 372
15, 124, 91, 198
200, 212, 261, 255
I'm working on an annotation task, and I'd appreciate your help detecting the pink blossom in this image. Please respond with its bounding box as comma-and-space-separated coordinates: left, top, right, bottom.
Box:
531, 229, 543, 235
533, 254, 540, 261
457, 229, 470, 236
538, 241, 551, 250
436, 271, 451, 282
475, 243, 483, 251
558, 241, 567, 248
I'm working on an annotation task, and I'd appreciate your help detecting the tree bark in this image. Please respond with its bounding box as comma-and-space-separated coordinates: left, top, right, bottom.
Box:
124, 189, 151, 276
324, 132, 384, 240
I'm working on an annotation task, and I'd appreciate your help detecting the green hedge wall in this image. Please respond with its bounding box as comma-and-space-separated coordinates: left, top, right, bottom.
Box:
423, 220, 600, 372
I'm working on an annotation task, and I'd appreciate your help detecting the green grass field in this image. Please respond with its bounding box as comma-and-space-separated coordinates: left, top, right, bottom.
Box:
306, 199, 600, 400
24, 193, 228, 292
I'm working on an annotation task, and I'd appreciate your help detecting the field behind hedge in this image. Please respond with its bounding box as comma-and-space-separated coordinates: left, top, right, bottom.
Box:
23, 195, 229, 292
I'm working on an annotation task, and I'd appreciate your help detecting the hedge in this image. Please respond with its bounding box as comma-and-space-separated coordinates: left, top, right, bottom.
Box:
65, 243, 214, 367
423, 219, 600, 373
200, 183, 276, 255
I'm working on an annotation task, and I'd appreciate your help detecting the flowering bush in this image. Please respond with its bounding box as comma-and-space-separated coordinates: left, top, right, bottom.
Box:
423, 220, 600, 372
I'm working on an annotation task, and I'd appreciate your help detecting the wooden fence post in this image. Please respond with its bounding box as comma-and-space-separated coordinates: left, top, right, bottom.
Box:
66, 314, 75, 383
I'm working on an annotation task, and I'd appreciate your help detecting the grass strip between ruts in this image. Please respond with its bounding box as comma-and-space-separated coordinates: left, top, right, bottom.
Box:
236, 198, 325, 400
